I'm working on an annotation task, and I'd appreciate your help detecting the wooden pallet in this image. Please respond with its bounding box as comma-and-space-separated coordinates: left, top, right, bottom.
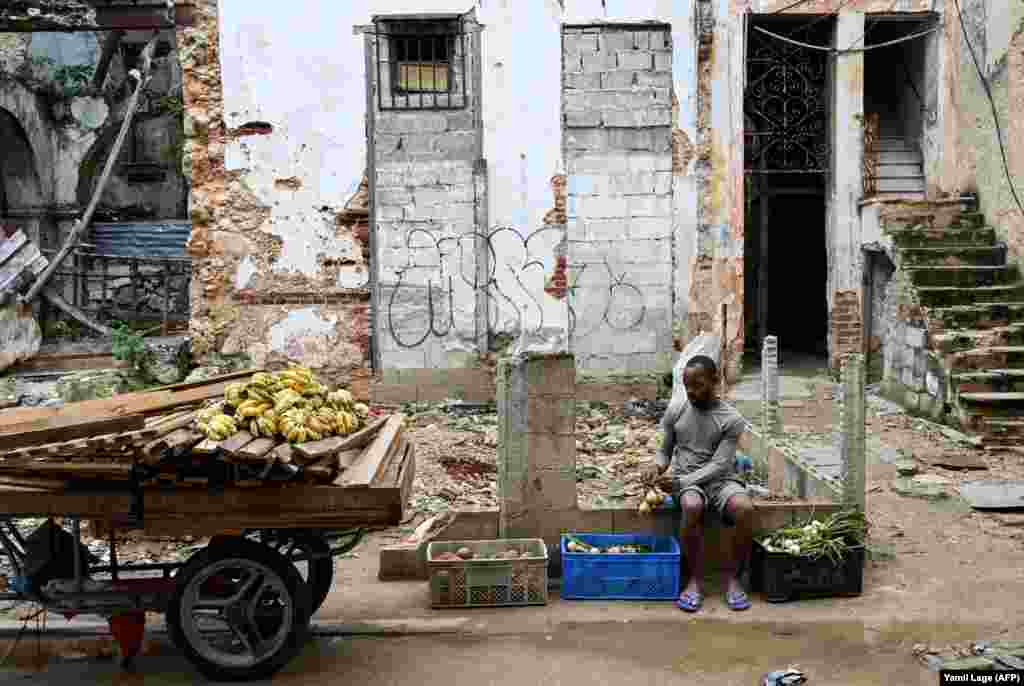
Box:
0, 413, 414, 534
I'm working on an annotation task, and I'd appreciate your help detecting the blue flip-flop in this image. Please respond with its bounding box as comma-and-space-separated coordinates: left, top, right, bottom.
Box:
676, 590, 703, 612
726, 589, 751, 611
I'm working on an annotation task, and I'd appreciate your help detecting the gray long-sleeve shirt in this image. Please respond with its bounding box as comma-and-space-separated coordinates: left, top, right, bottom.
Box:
656, 398, 745, 489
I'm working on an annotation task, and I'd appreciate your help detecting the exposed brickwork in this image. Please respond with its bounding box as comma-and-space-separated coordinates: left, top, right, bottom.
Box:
830, 290, 863, 372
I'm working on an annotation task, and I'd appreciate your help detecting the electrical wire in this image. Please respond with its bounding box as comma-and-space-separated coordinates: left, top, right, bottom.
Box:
752, 23, 942, 53
951, 0, 1024, 216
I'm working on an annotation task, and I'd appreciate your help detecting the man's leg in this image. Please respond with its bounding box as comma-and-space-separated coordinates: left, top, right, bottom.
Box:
722, 490, 755, 600
680, 490, 706, 597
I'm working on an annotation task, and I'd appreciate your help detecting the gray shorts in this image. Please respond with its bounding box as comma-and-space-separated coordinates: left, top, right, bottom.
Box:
675, 479, 748, 526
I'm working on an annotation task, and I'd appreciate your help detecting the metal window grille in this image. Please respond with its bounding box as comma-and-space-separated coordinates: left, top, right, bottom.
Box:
374, 19, 468, 111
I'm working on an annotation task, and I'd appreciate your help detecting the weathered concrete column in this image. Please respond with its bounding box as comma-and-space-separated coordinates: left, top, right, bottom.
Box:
761, 335, 780, 437
497, 353, 576, 539
839, 353, 866, 511
826, 12, 866, 369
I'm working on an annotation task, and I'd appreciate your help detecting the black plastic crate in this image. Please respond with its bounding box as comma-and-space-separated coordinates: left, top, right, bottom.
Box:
750, 540, 864, 603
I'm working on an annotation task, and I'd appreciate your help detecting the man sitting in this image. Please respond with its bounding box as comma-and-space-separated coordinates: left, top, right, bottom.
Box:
643, 354, 754, 612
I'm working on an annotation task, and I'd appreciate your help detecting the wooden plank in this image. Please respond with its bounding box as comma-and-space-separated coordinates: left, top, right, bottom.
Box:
0, 474, 66, 490
0, 461, 134, 476
272, 444, 294, 465
303, 448, 361, 482
10, 351, 130, 373
236, 438, 277, 462
291, 436, 347, 462
337, 415, 405, 487
192, 439, 222, 455
294, 416, 389, 463
372, 434, 409, 488
0, 414, 145, 452
0, 231, 27, 268
221, 431, 255, 456
165, 429, 204, 452
0, 242, 39, 293
0, 375, 248, 433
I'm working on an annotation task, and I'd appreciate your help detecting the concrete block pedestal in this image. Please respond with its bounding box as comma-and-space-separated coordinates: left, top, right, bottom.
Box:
497, 352, 577, 540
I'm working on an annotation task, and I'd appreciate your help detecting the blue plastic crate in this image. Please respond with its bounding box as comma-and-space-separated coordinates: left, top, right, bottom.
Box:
560, 533, 681, 600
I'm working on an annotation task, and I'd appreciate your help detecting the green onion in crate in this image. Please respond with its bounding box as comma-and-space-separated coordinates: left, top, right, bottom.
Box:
760, 510, 869, 564
564, 535, 652, 555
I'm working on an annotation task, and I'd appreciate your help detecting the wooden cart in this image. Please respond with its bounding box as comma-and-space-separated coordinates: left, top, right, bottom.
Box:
0, 381, 415, 681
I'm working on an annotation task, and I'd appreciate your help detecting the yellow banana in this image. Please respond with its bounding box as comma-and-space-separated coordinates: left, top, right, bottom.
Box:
245, 386, 273, 403
224, 383, 246, 407
251, 372, 276, 387
274, 389, 303, 413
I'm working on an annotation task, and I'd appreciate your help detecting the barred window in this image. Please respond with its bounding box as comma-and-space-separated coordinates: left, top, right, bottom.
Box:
374, 16, 468, 110
394, 34, 450, 93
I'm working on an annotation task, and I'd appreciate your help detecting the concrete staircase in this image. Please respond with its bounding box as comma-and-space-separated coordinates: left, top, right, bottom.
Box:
873, 138, 926, 197
888, 202, 1024, 445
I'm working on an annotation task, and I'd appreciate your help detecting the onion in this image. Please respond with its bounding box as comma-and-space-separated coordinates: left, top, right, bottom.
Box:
639, 501, 653, 515
645, 491, 661, 506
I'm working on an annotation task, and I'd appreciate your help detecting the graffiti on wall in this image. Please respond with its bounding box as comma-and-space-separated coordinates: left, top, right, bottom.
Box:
382, 223, 649, 351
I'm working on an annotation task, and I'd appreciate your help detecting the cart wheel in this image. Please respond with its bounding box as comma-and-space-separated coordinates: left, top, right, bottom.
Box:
167, 537, 312, 682
249, 531, 334, 615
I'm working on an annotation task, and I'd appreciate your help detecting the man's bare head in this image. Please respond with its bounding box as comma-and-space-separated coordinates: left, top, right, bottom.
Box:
683, 355, 718, 410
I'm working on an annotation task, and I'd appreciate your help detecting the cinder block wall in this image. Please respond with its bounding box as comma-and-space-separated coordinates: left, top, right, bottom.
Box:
562, 24, 675, 376
369, 14, 485, 371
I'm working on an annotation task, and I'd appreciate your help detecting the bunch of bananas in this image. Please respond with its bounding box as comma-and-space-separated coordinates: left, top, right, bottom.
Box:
196, 365, 369, 444
197, 408, 239, 441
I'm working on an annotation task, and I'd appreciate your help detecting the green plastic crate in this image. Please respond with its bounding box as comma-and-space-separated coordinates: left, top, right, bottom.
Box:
427, 539, 548, 608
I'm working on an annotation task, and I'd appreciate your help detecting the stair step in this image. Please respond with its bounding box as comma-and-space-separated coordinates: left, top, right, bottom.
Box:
878, 179, 926, 192
917, 283, 1024, 308
934, 324, 1024, 353
930, 302, 1024, 330
958, 392, 1024, 419
952, 369, 1024, 394
875, 165, 924, 178
949, 346, 1024, 373
875, 151, 921, 165
961, 392, 1024, 402
883, 211, 986, 231
906, 265, 1019, 288
900, 245, 1006, 267
888, 226, 997, 248
875, 138, 917, 151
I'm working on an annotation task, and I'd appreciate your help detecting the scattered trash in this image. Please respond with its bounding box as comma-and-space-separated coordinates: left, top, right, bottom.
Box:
762, 668, 807, 686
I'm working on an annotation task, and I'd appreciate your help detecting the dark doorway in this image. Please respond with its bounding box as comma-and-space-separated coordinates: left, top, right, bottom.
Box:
743, 15, 832, 361
745, 175, 828, 357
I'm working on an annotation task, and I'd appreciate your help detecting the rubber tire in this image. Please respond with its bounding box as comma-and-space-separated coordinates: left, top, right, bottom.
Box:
168, 537, 312, 682
248, 531, 334, 615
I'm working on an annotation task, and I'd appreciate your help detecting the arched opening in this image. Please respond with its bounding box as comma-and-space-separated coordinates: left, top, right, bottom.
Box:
0, 108, 44, 240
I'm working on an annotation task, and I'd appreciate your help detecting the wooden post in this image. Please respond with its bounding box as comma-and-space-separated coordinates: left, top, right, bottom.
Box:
840, 353, 866, 511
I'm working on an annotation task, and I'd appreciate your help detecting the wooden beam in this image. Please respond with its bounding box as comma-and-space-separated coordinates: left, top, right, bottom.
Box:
41, 288, 115, 336
297, 416, 389, 465
0, 375, 250, 433
337, 415, 405, 487
0, 414, 144, 452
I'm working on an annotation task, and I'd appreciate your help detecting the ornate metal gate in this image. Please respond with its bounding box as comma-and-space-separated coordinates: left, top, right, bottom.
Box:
744, 26, 830, 174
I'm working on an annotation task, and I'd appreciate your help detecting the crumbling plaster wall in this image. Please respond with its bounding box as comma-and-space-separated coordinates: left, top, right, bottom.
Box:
955, 0, 1024, 263
178, 0, 371, 385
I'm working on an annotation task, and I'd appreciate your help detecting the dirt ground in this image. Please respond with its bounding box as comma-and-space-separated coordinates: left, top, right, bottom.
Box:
4, 366, 1024, 683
